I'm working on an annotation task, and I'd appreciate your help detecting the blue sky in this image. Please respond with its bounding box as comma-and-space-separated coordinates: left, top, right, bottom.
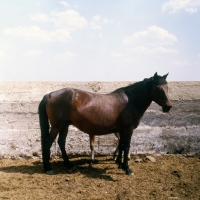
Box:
0, 0, 200, 81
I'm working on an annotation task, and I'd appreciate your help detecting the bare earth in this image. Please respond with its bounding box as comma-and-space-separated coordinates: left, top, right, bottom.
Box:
0, 155, 199, 200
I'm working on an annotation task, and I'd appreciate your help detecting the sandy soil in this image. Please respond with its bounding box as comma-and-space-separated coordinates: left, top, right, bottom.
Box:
0, 155, 199, 200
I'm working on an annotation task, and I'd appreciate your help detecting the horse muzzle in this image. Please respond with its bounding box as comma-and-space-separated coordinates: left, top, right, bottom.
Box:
162, 104, 172, 113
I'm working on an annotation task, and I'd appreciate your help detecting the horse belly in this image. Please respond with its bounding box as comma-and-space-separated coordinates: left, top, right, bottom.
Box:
70, 107, 118, 135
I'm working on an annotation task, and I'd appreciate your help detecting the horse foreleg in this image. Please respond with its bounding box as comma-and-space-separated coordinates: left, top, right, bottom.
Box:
122, 133, 133, 175
58, 125, 76, 171
113, 132, 131, 160
89, 135, 95, 167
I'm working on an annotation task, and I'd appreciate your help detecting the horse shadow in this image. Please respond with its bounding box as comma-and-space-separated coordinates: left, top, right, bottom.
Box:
0, 156, 120, 182
0, 159, 44, 175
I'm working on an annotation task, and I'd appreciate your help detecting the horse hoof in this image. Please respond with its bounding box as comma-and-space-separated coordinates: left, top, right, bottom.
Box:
126, 168, 133, 175
46, 170, 54, 175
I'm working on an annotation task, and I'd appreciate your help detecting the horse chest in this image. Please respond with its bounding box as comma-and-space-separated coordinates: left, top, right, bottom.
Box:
118, 104, 143, 129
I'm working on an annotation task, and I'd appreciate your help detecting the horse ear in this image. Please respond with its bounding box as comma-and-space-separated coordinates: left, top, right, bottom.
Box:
153, 72, 158, 82
163, 73, 169, 80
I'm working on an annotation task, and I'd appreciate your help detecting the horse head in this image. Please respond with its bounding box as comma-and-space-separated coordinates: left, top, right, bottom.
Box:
151, 72, 172, 113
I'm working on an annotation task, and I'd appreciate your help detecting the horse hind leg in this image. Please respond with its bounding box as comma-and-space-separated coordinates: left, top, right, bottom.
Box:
116, 137, 123, 169
58, 125, 76, 172
113, 144, 119, 160
42, 136, 54, 174
43, 128, 59, 175
89, 135, 95, 168
113, 132, 120, 160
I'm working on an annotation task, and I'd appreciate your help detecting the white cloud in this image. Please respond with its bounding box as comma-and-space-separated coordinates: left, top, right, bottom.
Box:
123, 26, 177, 55
30, 13, 49, 22
98, 33, 103, 38
110, 52, 124, 57
90, 15, 116, 29
130, 46, 178, 54
162, 0, 200, 13
3, 45, 19, 51
24, 50, 43, 56
60, 1, 69, 7
53, 28, 71, 41
30, 10, 88, 29
93, 15, 101, 21
102, 18, 115, 25
129, 46, 147, 53
4, 9, 88, 42
51, 10, 88, 30
4, 26, 71, 42
90, 16, 101, 29
123, 25, 177, 46
198, 53, 200, 58
0, 45, 20, 60
90, 21, 101, 30
0, 50, 9, 58
110, 52, 133, 64
170, 60, 192, 66
54, 51, 75, 61
156, 47, 178, 53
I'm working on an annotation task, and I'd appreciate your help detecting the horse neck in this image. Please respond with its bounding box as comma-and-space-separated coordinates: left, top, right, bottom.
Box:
125, 81, 152, 114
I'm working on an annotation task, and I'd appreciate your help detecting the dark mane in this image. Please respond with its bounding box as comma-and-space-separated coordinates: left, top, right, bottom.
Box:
143, 78, 153, 90
113, 76, 152, 93
113, 81, 143, 93
113, 74, 168, 95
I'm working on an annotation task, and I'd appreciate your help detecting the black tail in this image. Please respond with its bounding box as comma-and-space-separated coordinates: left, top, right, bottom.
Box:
38, 95, 49, 158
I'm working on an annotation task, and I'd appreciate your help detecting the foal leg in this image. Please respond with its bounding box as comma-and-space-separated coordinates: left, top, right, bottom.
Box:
58, 125, 76, 171
89, 135, 95, 167
43, 128, 59, 175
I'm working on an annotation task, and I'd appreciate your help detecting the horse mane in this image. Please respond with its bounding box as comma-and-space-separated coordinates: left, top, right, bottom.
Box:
113, 74, 168, 94
114, 77, 150, 93
114, 81, 139, 92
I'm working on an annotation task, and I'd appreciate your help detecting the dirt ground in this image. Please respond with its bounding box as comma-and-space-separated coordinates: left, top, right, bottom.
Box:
0, 155, 199, 200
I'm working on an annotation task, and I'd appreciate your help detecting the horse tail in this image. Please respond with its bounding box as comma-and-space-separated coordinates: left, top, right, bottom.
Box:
38, 94, 49, 155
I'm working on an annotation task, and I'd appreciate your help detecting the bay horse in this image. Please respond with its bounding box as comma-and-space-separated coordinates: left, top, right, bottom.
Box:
38, 72, 172, 175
